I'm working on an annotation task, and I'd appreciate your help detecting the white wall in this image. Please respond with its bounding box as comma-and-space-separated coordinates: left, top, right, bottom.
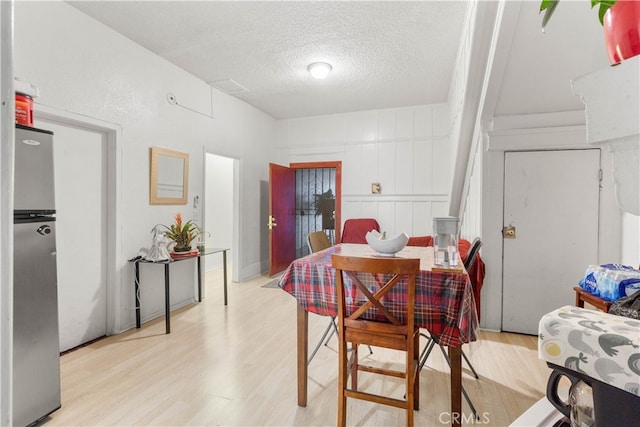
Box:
14, 1, 276, 333
622, 213, 640, 267
276, 105, 453, 237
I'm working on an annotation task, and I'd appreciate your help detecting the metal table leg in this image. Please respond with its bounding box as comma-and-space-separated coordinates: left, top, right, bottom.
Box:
135, 262, 141, 328
197, 256, 203, 302
223, 249, 228, 305
164, 263, 171, 334
297, 303, 308, 407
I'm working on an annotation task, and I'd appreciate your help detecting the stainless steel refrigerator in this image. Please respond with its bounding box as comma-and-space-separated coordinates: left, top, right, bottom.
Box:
13, 124, 61, 426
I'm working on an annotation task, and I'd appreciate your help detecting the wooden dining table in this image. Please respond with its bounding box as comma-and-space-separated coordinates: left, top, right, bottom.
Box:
278, 243, 478, 426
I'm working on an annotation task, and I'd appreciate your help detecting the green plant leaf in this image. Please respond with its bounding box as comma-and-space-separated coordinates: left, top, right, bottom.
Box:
540, 0, 555, 11
540, 0, 560, 30
593, 0, 616, 25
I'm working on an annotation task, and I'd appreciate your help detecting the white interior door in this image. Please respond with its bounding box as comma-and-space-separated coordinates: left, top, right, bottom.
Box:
502, 150, 600, 335
35, 119, 107, 352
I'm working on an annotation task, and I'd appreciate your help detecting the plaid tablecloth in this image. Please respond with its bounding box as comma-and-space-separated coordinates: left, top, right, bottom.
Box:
279, 244, 478, 347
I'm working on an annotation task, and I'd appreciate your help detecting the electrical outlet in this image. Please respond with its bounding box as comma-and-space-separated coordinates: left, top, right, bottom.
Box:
193, 210, 200, 222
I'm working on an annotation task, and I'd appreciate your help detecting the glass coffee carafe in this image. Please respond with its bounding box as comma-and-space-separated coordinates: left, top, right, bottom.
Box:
569, 380, 595, 427
547, 370, 595, 427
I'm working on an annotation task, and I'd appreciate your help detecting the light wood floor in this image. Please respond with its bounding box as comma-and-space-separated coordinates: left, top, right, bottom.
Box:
41, 268, 552, 426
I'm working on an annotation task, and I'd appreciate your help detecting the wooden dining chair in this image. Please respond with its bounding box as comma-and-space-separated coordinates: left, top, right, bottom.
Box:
307, 230, 332, 253
332, 254, 421, 427
306, 231, 372, 365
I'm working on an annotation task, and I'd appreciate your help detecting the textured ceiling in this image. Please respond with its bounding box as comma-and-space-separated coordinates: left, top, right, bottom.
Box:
67, 1, 469, 119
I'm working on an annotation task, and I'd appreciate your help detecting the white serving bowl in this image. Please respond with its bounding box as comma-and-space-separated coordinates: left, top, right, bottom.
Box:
365, 230, 409, 256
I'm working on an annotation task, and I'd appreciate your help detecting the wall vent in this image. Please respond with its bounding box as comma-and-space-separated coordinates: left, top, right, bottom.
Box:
210, 79, 249, 94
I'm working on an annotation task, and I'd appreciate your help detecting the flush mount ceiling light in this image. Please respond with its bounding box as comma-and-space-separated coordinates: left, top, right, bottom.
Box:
307, 62, 332, 79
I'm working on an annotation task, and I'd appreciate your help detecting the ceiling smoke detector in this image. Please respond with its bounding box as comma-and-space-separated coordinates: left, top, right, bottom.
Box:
307, 62, 332, 79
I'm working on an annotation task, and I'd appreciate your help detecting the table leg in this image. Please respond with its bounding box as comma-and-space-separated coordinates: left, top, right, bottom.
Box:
223, 250, 228, 305
164, 264, 171, 334
575, 290, 585, 308
297, 303, 308, 407
197, 256, 203, 302
134, 262, 141, 328
449, 346, 462, 427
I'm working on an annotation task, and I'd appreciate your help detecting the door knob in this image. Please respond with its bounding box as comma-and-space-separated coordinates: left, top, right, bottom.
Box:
268, 215, 277, 230
503, 225, 516, 238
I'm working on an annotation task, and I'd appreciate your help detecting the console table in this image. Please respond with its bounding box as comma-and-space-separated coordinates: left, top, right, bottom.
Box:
131, 248, 229, 333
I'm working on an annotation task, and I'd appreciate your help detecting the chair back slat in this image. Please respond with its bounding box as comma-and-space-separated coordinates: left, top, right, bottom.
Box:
347, 271, 404, 325
333, 255, 418, 274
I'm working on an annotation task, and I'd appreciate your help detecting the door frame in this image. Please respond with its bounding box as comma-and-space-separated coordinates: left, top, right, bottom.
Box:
35, 104, 122, 335
267, 161, 342, 275
501, 148, 601, 334
481, 124, 621, 331
203, 149, 240, 285
290, 161, 342, 242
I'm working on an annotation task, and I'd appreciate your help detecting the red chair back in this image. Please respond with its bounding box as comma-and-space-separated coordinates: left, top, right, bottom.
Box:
340, 218, 380, 244
407, 235, 433, 247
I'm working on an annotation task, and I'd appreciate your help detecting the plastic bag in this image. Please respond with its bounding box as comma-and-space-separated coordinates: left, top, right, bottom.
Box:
579, 265, 603, 295
144, 225, 171, 262
579, 264, 640, 301
594, 264, 640, 301
609, 290, 640, 319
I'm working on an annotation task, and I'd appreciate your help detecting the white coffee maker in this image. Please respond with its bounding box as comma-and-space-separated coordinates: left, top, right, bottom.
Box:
432, 216, 460, 268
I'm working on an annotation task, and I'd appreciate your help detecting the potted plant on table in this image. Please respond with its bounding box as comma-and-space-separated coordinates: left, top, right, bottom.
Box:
540, 0, 640, 65
162, 212, 204, 253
